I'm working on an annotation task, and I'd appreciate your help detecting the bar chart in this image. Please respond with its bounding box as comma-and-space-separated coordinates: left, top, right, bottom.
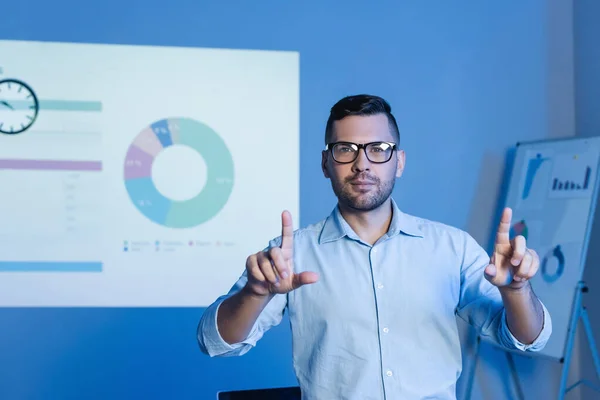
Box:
549, 152, 598, 199
0, 97, 104, 272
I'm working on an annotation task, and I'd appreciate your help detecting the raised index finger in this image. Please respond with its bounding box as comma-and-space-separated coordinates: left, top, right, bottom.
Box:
495, 207, 512, 245
281, 210, 294, 251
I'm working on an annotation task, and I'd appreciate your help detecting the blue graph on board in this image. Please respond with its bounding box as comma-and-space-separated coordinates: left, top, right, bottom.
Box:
522, 153, 550, 199
541, 244, 565, 283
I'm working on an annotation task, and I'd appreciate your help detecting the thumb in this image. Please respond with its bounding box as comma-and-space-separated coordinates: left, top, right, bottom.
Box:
484, 263, 512, 286
292, 271, 319, 289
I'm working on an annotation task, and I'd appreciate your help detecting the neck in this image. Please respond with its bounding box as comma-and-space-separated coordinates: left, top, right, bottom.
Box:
338, 198, 394, 245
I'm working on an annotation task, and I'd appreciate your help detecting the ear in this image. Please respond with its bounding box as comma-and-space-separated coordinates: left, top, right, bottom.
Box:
395, 150, 405, 178
321, 151, 330, 178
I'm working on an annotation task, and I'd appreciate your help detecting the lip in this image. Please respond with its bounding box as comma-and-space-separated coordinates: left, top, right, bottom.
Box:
350, 180, 375, 185
350, 180, 375, 191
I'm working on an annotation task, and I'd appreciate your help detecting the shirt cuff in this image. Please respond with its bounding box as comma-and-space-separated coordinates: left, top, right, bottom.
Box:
499, 299, 552, 352
198, 298, 251, 357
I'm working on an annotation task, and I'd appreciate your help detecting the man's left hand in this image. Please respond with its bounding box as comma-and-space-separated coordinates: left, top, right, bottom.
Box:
484, 207, 540, 290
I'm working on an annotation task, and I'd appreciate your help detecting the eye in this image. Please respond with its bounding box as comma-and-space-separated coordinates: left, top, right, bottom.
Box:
369, 143, 391, 152
336, 144, 355, 153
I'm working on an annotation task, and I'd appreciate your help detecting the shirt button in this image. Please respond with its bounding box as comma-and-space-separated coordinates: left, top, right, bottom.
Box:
377, 283, 384, 289
372, 248, 377, 253
386, 370, 393, 377
383, 327, 389, 333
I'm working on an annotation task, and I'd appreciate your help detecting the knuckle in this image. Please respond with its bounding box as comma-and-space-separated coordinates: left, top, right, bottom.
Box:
259, 256, 273, 271
257, 251, 269, 265
251, 269, 264, 281
258, 257, 270, 270
248, 266, 263, 281
531, 249, 539, 259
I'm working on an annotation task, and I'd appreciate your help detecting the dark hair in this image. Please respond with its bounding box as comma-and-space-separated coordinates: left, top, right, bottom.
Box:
324, 94, 400, 145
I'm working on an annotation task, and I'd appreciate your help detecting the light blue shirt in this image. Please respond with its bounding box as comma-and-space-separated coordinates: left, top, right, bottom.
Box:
198, 199, 552, 399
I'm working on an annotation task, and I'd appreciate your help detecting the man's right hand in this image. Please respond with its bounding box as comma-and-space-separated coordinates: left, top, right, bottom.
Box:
214, 210, 319, 345
244, 210, 319, 297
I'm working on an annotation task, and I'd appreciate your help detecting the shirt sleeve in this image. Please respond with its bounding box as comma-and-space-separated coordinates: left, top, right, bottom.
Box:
197, 240, 288, 358
498, 297, 552, 351
455, 230, 552, 352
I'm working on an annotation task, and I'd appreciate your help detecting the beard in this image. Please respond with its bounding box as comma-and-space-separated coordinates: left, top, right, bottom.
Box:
331, 172, 395, 211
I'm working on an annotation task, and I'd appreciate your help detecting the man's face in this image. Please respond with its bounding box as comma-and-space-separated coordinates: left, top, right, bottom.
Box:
322, 114, 405, 212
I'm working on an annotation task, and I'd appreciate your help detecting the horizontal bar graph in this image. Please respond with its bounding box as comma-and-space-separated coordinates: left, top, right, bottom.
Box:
0, 261, 102, 272
0, 159, 102, 171
40, 100, 103, 112
8, 99, 103, 112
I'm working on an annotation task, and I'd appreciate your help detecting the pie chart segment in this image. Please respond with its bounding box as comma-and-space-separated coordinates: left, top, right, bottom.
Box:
510, 219, 528, 240
167, 119, 181, 145
124, 177, 172, 225
164, 117, 234, 228
151, 118, 174, 148
124, 144, 154, 180
132, 126, 164, 157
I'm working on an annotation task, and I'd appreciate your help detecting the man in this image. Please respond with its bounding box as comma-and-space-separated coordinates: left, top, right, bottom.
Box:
198, 94, 551, 399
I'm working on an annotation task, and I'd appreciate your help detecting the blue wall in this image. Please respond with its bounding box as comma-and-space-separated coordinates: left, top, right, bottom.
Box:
575, 1, 600, 399
0, 1, 563, 399
575, 0, 600, 137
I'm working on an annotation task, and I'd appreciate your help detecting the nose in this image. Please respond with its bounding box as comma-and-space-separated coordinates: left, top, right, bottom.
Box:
351, 148, 371, 172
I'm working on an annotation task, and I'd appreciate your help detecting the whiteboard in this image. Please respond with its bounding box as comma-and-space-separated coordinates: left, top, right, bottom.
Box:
0, 40, 299, 307
502, 136, 600, 360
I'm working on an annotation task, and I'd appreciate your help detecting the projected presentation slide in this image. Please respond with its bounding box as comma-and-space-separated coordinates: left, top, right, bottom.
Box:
0, 40, 299, 306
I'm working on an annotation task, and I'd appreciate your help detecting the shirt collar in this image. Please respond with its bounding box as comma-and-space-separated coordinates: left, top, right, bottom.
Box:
319, 198, 424, 244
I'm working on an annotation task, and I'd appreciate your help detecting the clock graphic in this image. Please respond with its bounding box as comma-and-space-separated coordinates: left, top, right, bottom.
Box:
0, 79, 40, 134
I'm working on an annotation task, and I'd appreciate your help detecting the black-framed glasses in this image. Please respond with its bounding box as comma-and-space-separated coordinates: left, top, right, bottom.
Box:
324, 141, 397, 164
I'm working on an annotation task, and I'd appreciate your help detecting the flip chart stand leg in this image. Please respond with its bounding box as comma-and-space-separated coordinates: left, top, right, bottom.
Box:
559, 282, 600, 399
466, 281, 600, 400
506, 352, 525, 400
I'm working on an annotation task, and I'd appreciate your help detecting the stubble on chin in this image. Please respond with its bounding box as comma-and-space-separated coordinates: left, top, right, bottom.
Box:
332, 177, 395, 211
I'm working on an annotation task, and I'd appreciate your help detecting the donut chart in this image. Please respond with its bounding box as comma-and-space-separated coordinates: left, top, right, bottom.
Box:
541, 244, 565, 283
123, 117, 234, 228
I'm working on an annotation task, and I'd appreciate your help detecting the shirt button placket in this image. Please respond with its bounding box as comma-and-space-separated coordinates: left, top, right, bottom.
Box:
371, 245, 393, 395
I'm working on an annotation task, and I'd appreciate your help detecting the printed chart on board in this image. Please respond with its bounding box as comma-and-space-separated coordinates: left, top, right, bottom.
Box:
506, 139, 600, 360
0, 40, 299, 306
